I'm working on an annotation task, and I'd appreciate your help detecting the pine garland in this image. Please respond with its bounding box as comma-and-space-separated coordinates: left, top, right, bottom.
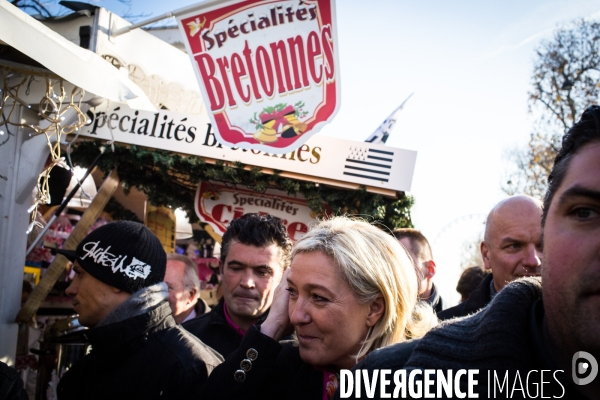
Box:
104, 197, 143, 223
69, 140, 414, 230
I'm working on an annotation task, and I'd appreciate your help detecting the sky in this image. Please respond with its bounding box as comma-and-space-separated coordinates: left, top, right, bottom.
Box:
48, 0, 600, 305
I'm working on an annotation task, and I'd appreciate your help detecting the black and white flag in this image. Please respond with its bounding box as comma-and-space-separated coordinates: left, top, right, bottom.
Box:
344, 146, 394, 182
364, 93, 413, 144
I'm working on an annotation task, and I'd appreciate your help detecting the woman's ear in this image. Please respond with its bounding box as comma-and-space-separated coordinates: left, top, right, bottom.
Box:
366, 296, 385, 327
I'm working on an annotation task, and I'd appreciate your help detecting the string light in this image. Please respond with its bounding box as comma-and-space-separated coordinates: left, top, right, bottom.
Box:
25, 221, 36, 235
1, 67, 87, 233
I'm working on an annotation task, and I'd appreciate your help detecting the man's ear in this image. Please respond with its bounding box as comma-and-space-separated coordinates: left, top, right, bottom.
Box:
481, 242, 492, 271
188, 287, 198, 303
425, 260, 436, 279
219, 259, 224, 274
366, 296, 385, 327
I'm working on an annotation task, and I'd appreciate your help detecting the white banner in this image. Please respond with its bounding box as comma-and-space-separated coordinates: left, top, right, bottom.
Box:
79, 103, 417, 192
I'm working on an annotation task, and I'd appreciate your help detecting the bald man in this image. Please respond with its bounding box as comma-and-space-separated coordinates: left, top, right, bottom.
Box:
438, 195, 543, 320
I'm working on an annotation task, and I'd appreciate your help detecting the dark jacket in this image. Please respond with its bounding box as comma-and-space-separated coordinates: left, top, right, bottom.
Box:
200, 325, 324, 400
0, 362, 28, 400
183, 298, 244, 358
437, 272, 494, 320
334, 278, 581, 399
183, 298, 270, 358
57, 301, 223, 400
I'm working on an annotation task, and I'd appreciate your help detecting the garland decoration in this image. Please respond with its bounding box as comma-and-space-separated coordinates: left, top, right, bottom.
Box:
68, 140, 414, 231
104, 197, 143, 223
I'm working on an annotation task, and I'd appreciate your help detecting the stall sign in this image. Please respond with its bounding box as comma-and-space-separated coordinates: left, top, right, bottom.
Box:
80, 103, 417, 193
176, 0, 340, 154
195, 181, 322, 241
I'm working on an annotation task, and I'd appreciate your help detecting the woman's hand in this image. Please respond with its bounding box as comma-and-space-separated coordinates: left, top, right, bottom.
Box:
260, 268, 294, 341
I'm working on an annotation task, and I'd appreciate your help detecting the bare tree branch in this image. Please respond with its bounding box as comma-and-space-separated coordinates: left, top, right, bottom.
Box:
504, 19, 600, 197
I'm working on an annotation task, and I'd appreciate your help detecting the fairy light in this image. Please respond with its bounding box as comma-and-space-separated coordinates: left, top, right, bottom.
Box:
1, 67, 87, 233
25, 221, 36, 235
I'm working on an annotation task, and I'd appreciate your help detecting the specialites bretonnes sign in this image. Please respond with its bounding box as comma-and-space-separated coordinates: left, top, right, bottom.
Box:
79, 103, 417, 193
176, 0, 340, 154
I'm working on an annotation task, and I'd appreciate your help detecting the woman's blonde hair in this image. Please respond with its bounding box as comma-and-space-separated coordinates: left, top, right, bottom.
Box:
292, 216, 437, 361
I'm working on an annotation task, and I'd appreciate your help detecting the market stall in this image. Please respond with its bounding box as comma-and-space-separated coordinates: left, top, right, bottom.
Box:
1, 4, 416, 398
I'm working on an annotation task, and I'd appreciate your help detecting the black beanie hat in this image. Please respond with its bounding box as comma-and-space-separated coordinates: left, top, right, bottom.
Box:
57, 221, 166, 293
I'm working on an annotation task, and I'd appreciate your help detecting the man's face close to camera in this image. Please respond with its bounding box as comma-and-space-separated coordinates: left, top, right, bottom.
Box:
542, 142, 600, 389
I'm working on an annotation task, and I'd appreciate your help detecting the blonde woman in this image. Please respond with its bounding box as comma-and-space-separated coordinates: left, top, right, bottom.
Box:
201, 216, 437, 399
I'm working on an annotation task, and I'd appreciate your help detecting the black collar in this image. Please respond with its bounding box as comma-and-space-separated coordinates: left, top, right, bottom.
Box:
86, 301, 175, 355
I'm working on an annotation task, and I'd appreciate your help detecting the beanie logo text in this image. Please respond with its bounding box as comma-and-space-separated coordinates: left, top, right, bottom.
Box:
81, 241, 152, 280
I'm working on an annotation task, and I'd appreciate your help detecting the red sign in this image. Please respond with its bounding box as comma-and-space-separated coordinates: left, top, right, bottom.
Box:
177, 0, 340, 154
195, 181, 327, 242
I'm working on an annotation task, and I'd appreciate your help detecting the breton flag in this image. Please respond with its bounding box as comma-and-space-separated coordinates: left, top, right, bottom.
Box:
364, 93, 414, 144
344, 146, 394, 182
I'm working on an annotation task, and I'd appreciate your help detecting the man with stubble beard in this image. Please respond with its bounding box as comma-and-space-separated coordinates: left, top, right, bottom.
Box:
183, 213, 292, 358
335, 105, 600, 399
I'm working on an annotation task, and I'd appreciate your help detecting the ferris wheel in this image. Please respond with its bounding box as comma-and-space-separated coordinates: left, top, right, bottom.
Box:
432, 213, 488, 247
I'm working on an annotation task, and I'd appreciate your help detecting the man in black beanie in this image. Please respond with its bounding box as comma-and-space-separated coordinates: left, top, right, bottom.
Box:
55, 221, 223, 400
